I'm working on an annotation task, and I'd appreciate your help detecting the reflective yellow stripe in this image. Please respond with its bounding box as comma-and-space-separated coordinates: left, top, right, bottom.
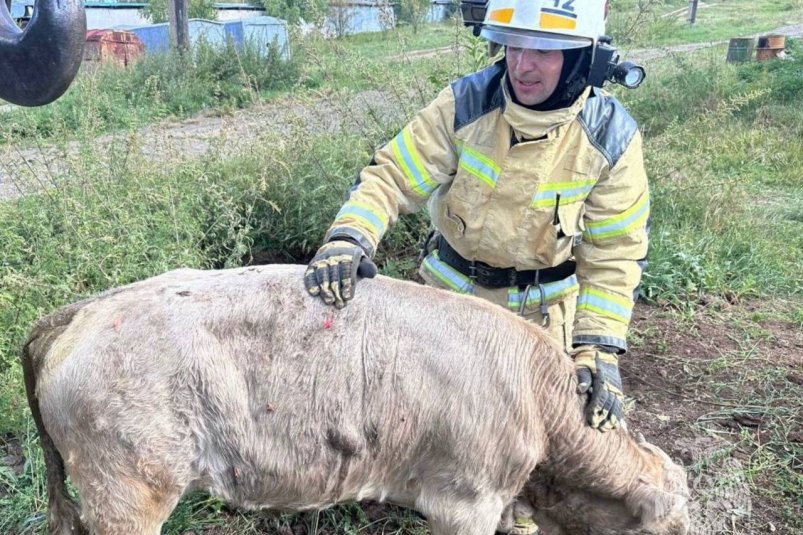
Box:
391, 128, 438, 197
460, 145, 500, 175
334, 201, 389, 237
577, 287, 632, 324
532, 179, 596, 208
507, 276, 579, 309
422, 251, 475, 294
584, 195, 650, 241
457, 143, 501, 189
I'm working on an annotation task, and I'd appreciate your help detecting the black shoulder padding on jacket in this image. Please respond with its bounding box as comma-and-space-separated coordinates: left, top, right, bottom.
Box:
451, 61, 506, 132
578, 89, 638, 169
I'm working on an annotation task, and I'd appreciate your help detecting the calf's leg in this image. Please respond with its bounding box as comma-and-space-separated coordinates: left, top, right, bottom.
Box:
66, 453, 185, 535
425, 494, 505, 535
78, 475, 182, 535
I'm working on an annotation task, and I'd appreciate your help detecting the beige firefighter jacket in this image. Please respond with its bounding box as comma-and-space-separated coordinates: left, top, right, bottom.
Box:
326, 61, 649, 353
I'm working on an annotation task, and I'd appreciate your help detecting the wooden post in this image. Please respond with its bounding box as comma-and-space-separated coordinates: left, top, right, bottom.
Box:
688, 0, 699, 24
168, 0, 190, 51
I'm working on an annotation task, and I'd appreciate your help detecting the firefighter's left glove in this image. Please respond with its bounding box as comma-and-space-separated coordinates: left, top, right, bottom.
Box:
304, 239, 377, 309
572, 345, 625, 432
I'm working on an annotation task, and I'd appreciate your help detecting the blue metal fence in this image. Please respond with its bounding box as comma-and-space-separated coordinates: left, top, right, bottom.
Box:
239, 16, 290, 58
118, 16, 289, 57
10, 0, 451, 55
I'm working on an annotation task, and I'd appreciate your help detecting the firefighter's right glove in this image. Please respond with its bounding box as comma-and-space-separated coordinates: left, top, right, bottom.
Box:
304, 240, 377, 309
572, 345, 625, 432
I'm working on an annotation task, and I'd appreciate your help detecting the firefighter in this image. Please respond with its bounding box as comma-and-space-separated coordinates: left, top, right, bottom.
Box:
305, 0, 649, 530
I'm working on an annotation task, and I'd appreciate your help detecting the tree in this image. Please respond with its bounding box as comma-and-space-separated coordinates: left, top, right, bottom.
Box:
143, 0, 216, 23
396, 0, 431, 34
257, 0, 328, 24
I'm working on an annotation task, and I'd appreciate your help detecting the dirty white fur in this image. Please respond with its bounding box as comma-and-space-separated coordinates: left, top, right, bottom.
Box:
24, 265, 690, 535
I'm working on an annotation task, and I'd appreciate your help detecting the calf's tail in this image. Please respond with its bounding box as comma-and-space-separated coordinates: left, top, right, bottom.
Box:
22, 334, 88, 535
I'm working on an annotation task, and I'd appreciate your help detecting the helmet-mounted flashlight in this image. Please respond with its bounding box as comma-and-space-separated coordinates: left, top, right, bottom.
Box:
588, 38, 646, 89
612, 61, 646, 88
460, 0, 487, 36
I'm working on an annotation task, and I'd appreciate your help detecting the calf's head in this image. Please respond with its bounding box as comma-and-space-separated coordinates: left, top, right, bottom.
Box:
526, 436, 690, 535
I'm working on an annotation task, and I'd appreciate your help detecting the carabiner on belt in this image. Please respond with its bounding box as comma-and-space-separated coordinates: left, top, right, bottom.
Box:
516, 269, 550, 326
518, 284, 532, 316
538, 284, 550, 328
516, 282, 550, 327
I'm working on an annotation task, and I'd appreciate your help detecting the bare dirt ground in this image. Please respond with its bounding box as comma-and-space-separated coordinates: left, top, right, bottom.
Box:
626, 300, 802, 534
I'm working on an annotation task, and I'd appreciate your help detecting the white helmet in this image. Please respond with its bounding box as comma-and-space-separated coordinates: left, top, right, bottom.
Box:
481, 0, 606, 50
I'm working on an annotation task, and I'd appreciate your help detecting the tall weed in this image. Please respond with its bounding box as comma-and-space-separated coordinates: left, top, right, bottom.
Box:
0, 39, 299, 144
630, 43, 803, 304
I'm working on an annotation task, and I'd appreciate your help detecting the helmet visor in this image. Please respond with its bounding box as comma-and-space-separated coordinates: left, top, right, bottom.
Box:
481, 25, 592, 50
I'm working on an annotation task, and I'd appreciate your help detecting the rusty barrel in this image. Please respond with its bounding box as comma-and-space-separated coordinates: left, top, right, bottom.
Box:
726, 37, 754, 63
756, 34, 786, 62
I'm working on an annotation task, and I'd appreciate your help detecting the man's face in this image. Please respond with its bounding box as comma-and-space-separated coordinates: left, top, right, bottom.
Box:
506, 47, 564, 107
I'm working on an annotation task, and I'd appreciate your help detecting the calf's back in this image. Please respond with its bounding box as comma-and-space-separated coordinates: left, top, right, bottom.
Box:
27, 265, 563, 533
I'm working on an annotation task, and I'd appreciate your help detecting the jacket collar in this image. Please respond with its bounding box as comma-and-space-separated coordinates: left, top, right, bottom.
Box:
501, 75, 591, 141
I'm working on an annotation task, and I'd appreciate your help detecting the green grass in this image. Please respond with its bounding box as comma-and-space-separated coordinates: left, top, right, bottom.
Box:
0, 38, 299, 146
1, 19, 475, 146
296, 17, 476, 93
609, 0, 803, 47
616, 40, 803, 304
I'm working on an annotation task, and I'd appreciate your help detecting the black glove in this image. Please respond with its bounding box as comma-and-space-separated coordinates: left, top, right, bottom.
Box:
303, 239, 377, 308
572, 345, 625, 432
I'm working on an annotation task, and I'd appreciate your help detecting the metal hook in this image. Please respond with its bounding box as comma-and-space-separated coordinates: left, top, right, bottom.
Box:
539, 284, 550, 328
518, 283, 532, 317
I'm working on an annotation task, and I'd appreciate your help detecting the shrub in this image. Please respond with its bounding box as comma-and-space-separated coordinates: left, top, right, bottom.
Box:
396, 0, 432, 34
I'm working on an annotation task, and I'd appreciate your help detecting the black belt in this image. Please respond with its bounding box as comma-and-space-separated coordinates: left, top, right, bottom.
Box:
437, 236, 576, 289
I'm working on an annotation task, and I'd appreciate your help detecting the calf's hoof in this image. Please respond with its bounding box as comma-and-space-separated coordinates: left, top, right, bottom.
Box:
497, 516, 539, 535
